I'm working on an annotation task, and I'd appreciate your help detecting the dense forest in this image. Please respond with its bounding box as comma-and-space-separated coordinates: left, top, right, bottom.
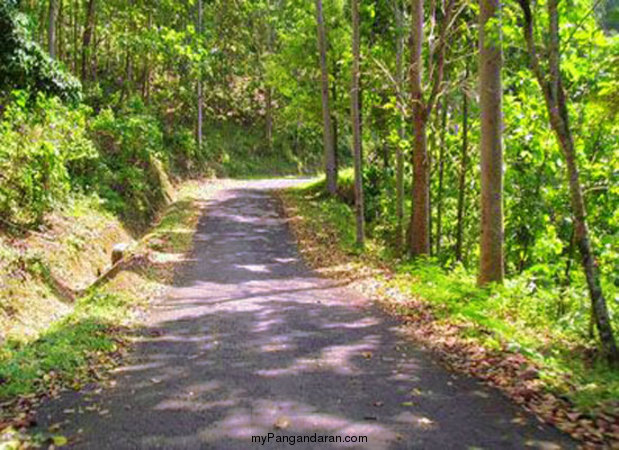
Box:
0, 0, 618, 445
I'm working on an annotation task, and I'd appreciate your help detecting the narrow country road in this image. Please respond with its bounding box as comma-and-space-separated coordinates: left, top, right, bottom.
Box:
35, 180, 575, 449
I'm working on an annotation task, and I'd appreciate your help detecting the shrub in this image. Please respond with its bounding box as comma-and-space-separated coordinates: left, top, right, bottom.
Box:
90, 98, 173, 227
0, 2, 81, 104
0, 91, 96, 226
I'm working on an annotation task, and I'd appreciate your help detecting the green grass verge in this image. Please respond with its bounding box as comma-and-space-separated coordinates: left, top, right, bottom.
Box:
0, 291, 134, 400
282, 175, 619, 415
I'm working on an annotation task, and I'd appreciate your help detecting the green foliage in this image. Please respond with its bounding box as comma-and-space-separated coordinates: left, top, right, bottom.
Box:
199, 122, 321, 177
0, 2, 80, 103
288, 175, 359, 253
599, 0, 619, 32
0, 92, 175, 231
89, 99, 173, 228
0, 92, 96, 225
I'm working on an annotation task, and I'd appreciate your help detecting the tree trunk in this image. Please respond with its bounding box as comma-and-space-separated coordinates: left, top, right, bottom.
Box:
57, 0, 64, 61
409, 0, 430, 256
265, 87, 273, 150
428, 127, 434, 256
331, 59, 339, 172
556, 107, 618, 365
81, 0, 96, 82
436, 97, 448, 255
517, 0, 618, 364
38, 2, 47, 47
315, 0, 337, 195
197, 0, 203, 152
72, 0, 79, 73
91, 14, 98, 82
455, 67, 469, 262
478, 0, 504, 284
394, 0, 405, 254
351, 0, 365, 246
265, 0, 274, 152
141, 12, 151, 103
48, 0, 59, 58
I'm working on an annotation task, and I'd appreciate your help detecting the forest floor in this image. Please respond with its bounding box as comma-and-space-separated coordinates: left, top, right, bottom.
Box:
18, 179, 576, 449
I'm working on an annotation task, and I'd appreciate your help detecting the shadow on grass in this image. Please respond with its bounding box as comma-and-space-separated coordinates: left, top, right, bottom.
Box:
0, 299, 124, 403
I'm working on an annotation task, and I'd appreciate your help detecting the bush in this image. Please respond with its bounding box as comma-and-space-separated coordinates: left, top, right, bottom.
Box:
0, 91, 96, 225
90, 98, 173, 227
0, 93, 174, 230
0, 2, 81, 104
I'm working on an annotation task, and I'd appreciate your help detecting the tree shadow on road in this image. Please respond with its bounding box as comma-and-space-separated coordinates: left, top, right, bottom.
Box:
32, 186, 575, 449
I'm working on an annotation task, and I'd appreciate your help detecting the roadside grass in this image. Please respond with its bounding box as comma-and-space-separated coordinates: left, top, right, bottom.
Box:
0, 292, 134, 400
0, 180, 215, 433
279, 176, 619, 436
390, 261, 619, 412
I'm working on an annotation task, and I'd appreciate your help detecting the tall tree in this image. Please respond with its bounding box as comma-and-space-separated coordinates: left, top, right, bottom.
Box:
57, 0, 64, 61
435, 96, 448, 255
81, 0, 96, 82
315, 0, 337, 195
408, 0, 455, 256
455, 63, 470, 262
197, 0, 203, 152
265, 0, 274, 151
393, 0, 405, 253
351, 0, 365, 246
408, 0, 427, 255
72, 0, 79, 72
48, 0, 59, 58
478, 0, 504, 284
517, 0, 618, 365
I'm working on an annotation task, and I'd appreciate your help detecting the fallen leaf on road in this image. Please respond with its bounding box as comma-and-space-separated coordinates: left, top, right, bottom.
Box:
48, 422, 63, 432
52, 435, 68, 446
274, 417, 290, 429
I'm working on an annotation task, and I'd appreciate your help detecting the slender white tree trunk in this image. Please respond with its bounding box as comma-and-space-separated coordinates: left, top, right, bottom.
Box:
315, 0, 337, 195
351, 0, 364, 246
197, 0, 203, 153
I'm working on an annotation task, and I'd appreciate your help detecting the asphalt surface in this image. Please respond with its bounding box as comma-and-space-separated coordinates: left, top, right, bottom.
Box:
34, 180, 576, 449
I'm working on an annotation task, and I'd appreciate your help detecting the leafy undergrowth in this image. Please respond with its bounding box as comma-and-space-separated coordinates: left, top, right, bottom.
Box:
278, 179, 619, 448
0, 179, 220, 448
199, 122, 321, 178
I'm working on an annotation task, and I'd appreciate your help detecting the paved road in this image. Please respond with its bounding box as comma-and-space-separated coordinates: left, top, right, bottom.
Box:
34, 180, 575, 449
